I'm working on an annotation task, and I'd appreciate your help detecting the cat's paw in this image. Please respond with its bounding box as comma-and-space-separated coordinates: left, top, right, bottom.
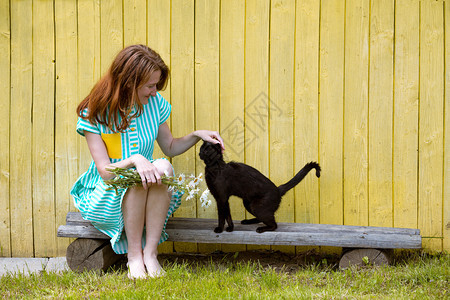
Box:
256, 227, 266, 233
226, 226, 234, 232
214, 227, 223, 233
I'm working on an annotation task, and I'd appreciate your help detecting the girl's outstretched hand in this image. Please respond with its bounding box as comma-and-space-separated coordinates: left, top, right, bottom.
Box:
194, 130, 225, 152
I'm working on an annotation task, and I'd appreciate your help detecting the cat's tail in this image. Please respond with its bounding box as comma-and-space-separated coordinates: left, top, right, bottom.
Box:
278, 162, 321, 197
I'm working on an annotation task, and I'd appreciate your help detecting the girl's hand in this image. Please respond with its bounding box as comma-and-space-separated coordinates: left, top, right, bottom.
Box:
130, 154, 161, 189
194, 130, 225, 152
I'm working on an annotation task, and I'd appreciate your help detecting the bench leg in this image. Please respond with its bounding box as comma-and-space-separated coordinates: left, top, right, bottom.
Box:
339, 248, 393, 269
66, 238, 124, 272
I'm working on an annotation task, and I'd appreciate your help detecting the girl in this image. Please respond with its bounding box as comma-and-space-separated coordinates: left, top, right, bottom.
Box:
71, 44, 224, 279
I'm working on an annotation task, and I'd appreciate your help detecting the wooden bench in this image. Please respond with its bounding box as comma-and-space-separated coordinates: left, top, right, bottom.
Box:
57, 212, 422, 271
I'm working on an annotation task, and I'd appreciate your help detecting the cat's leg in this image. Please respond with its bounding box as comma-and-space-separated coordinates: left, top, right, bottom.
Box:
225, 209, 234, 232
241, 218, 261, 224
214, 203, 225, 233
214, 196, 233, 233
241, 199, 261, 224
255, 215, 277, 233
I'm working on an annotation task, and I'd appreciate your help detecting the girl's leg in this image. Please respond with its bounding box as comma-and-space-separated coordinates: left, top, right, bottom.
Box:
122, 186, 148, 279
143, 159, 173, 277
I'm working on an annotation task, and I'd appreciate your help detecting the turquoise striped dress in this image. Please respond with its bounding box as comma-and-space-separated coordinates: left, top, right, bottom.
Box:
70, 92, 182, 254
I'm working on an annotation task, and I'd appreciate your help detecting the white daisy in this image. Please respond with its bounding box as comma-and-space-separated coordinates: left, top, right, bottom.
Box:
177, 174, 186, 185
200, 189, 210, 203
188, 180, 197, 189
200, 195, 212, 208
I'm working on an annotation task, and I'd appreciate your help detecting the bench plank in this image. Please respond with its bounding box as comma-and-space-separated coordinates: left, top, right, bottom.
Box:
166, 229, 421, 249
58, 225, 109, 239
58, 212, 421, 249
65, 212, 420, 235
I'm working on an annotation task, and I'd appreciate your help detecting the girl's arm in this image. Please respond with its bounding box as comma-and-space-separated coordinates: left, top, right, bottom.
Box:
84, 131, 160, 189
156, 122, 224, 157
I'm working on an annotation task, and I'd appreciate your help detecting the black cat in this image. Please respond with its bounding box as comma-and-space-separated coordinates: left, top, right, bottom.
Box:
199, 141, 321, 233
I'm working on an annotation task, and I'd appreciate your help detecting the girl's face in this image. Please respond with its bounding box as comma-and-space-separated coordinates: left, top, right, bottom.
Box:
137, 69, 161, 104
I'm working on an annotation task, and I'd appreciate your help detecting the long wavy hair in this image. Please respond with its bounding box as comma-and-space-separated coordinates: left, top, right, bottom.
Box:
77, 44, 169, 132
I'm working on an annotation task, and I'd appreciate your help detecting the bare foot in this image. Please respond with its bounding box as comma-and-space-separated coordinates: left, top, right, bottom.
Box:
127, 258, 147, 280
143, 252, 165, 278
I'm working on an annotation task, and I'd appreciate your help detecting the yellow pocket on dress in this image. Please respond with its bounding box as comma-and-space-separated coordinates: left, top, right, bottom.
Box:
101, 133, 122, 159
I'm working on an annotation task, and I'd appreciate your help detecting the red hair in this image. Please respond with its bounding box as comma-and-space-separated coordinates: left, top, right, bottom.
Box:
77, 44, 169, 132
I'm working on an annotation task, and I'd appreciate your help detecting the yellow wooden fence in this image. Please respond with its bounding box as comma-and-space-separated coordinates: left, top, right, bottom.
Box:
1, 0, 449, 257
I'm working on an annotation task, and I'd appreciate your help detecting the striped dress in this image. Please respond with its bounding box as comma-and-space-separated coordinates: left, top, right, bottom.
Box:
70, 92, 182, 254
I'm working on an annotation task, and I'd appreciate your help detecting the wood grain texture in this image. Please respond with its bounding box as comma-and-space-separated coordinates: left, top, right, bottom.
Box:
64, 212, 420, 235
293, 0, 321, 254
195, 0, 221, 253
368, 0, 394, 227
269, 0, 296, 254
418, 0, 444, 251
219, 0, 246, 253
343, 0, 369, 226
170, 0, 197, 253
339, 248, 393, 269
244, 0, 271, 252
100, 0, 123, 73
294, 0, 320, 227
10, 0, 33, 257
444, 0, 450, 252
124, 0, 147, 46
0, 0, 11, 257
66, 238, 123, 272
319, 0, 345, 226
55, 0, 79, 256
393, 0, 419, 230
58, 213, 421, 249
32, 0, 56, 257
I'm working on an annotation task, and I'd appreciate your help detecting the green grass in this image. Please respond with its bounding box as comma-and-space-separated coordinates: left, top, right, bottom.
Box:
0, 251, 448, 299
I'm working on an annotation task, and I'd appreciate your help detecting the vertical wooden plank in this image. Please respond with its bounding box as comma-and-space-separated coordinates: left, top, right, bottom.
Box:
219, 0, 246, 253
319, 0, 345, 226
124, 0, 147, 46
444, 0, 450, 253
148, 0, 171, 163
195, 0, 220, 253
368, 0, 394, 227
171, 0, 197, 253
269, 0, 295, 254
148, 0, 173, 254
10, 0, 33, 257
245, 0, 270, 251
148, 0, 171, 79
55, 0, 79, 256
418, 0, 444, 251
100, 1, 123, 73
76, 0, 101, 253
294, 0, 320, 254
0, 0, 11, 257
343, 0, 369, 226
393, 0, 419, 230
32, 0, 56, 257
77, 0, 101, 174
294, 0, 320, 228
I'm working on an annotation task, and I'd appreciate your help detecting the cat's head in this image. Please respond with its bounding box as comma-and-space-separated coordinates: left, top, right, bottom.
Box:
199, 141, 223, 165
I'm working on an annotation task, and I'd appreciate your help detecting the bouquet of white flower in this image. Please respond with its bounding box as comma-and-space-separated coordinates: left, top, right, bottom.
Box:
104, 167, 212, 207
